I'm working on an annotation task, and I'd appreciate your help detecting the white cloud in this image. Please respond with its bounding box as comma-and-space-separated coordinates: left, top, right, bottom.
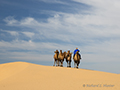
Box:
20, 17, 40, 27
0, 29, 19, 36
0, 38, 120, 62
3, 16, 19, 26
22, 32, 35, 38
8, 31, 19, 36
4, 9, 120, 42
72, 0, 120, 26
39, 0, 68, 5
0, 39, 73, 54
0, 39, 76, 61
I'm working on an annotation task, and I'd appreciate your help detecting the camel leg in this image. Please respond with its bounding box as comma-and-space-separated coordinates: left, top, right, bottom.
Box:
67, 61, 69, 67
74, 61, 76, 68
58, 60, 60, 66
56, 60, 58, 66
61, 61, 63, 67
57, 60, 59, 66
68, 61, 69, 67
59, 60, 62, 67
76, 62, 78, 68
77, 62, 78, 68
79, 61, 80, 67
59, 61, 61, 67
53, 60, 55, 66
77, 61, 80, 68
60, 61, 62, 67
69, 61, 71, 67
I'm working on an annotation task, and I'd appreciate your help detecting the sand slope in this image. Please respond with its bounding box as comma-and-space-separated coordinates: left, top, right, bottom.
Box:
0, 62, 119, 90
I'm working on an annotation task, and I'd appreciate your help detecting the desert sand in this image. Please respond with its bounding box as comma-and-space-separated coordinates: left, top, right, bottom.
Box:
0, 62, 119, 90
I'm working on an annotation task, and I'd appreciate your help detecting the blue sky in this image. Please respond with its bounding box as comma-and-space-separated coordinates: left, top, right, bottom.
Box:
0, 0, 120, 73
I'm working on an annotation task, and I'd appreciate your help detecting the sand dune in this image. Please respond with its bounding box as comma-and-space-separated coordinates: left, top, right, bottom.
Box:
0, 62, 119, 90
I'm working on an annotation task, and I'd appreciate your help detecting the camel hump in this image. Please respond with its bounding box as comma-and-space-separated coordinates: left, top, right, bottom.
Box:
67, 57, 70, 60
74, 53, 80, 61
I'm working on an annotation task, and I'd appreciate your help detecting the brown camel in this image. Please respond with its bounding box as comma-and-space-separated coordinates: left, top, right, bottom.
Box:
53, 50, 59, 66
58, 50, 66, 67
65, 50, 72, 67
73, 51, 81, 68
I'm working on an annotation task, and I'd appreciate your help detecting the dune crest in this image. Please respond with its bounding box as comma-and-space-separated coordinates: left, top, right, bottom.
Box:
0, 62, 120, 90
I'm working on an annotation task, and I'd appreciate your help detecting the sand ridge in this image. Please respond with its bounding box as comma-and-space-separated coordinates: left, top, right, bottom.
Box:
0, 62, 120, 90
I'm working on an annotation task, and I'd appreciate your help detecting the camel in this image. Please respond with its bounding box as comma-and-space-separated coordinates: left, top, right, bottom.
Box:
53, 50, 59, 66
65, 50, 72, 67
58, 50, 66, 67
73, 51, 81, 68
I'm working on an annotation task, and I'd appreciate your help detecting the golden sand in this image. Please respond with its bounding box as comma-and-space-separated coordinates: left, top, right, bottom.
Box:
0, 62, 119, 90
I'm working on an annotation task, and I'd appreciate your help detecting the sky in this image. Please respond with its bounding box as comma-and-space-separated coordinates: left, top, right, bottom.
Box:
0, 0, 120, 73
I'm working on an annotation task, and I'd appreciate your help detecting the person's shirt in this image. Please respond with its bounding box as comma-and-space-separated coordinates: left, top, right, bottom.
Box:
74, 49, 80, 55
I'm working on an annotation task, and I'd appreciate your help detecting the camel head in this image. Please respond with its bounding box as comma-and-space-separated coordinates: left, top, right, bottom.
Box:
64, 51, 66, 55
67, 50, 70, 53
54, 50, 59, 53
63, 51, 66, 54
